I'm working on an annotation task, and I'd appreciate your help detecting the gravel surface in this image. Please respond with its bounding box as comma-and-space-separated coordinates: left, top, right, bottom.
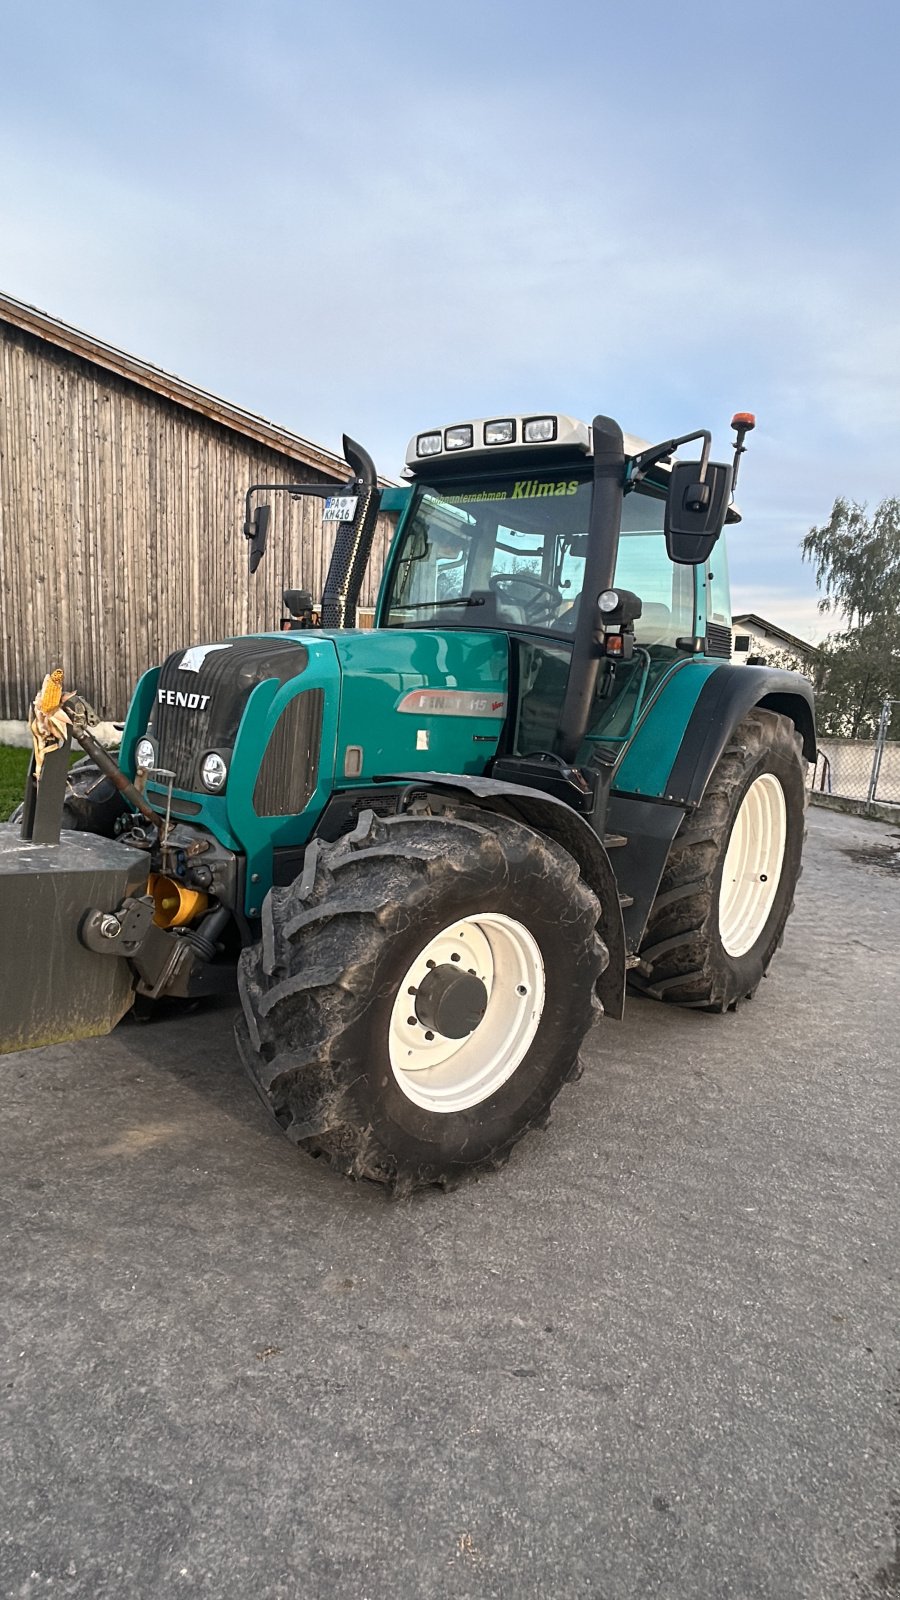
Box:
2, 806, 898, 1599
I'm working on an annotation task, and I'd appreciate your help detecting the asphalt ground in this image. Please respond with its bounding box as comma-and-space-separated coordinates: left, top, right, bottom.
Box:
1, 806, 899, 1600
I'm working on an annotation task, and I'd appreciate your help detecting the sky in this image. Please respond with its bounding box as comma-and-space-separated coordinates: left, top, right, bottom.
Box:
2, 0, 899, 641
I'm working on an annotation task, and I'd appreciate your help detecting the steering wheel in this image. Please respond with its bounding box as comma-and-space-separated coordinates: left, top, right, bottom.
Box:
489, 573, 560, 623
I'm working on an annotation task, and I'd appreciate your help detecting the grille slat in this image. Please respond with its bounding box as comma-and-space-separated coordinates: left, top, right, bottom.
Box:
253, 690, 324, 816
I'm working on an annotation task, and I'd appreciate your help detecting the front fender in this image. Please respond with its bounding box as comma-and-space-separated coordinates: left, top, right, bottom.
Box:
389, 771, 627, 1021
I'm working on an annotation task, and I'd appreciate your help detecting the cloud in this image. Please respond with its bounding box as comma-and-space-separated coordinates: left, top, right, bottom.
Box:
1, 0, 898, 626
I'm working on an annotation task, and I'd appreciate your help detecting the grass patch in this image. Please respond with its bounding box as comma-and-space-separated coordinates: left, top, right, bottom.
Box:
0, 747, 30, 820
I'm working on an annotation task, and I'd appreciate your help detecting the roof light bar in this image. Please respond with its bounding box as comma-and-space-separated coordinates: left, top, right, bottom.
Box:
404, 413, 591, 471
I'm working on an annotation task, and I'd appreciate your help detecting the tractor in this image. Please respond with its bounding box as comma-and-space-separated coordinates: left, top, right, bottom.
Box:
0, 411, 814, 1192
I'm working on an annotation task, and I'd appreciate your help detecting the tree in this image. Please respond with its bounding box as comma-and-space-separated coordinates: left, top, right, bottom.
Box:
803, 497, 900, 737
802, 496, 900, 627
812, 619, 900, 739
746, 643, 810, 675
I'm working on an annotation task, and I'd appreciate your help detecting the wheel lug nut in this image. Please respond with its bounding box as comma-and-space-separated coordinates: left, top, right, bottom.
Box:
407, 1016, 417, 1026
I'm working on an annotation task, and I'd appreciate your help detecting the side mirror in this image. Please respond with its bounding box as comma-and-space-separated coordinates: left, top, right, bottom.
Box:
665, 461, 732, 565
246, 504, 271, 574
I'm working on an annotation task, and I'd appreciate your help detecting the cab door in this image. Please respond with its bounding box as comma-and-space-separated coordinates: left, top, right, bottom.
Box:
513, 500, 698, 762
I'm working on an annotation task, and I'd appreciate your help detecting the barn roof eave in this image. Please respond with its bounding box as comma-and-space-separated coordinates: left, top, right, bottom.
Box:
0, 289, 354, 480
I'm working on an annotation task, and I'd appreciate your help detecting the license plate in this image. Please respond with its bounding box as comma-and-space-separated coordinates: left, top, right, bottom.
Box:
323, 496, 359, 523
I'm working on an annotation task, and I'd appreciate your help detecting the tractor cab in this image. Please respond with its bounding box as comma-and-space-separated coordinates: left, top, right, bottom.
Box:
377, 411, 745, 806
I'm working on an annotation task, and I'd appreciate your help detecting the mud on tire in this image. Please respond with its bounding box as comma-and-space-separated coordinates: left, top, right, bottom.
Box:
632, 709, 806, 1011
236, 808, 609, 1192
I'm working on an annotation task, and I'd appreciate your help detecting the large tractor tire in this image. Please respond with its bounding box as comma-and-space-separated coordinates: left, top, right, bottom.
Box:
236, 808, 609, 1192
633, 709, 806, 1011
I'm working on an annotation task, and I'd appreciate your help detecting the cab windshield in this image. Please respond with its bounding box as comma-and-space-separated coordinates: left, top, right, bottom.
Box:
384, 469, 693, 647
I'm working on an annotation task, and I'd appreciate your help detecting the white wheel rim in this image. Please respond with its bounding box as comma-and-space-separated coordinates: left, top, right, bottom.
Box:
718, 773, 787, 958
388, 913, 546, 1113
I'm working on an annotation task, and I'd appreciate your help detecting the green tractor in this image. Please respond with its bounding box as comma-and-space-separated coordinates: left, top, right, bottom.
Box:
1, 410, 814, 1191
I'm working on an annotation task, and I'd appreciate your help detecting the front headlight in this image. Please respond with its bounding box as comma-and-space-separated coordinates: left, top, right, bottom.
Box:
135, 736, 155, 771
200, 751, 228, 792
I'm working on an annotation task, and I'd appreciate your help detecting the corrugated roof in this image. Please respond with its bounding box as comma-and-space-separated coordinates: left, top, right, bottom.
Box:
0, 289, 348, 478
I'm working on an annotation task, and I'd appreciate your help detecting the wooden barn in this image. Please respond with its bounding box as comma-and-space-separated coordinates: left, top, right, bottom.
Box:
0, 292, 393, 720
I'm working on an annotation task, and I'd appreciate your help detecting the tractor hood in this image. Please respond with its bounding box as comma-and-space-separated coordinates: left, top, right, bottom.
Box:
119, 629, 510, 918
140, 635, 312, 795
328, 628, 509, 779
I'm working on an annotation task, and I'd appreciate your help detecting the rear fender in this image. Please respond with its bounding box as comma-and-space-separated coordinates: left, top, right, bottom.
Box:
662, 665, 816, 808
389, 771, 627, 1021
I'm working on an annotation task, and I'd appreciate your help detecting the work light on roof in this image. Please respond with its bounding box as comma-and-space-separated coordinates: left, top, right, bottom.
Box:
484, 418, 515, 445
445, 425, 474, 451
523, 416, 557, 443
416, 432, 442, 457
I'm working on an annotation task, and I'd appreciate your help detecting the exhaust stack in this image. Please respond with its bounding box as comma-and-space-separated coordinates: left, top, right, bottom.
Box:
320, 436, 381, 628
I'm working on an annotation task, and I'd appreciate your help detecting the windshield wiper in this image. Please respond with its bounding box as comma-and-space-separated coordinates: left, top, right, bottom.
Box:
391, 596, 485, 611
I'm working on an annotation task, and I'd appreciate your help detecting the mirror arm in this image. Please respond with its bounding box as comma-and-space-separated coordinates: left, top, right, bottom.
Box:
243, 477, 358, 539
631, 428, 711, 484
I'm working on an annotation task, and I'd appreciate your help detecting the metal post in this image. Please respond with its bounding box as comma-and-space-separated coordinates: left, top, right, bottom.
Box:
867, 699, 891, 804
19, 728, 72, 844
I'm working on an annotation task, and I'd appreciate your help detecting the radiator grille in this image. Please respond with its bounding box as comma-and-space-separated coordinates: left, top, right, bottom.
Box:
253, 690, 324, 816
146, 637, 307, 792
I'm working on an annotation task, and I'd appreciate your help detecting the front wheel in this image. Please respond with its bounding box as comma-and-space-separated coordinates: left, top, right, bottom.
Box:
236, 808, 609, 1191
633, 709, 806, 1010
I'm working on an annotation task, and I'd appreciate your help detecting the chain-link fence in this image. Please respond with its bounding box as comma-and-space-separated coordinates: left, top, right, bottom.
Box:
810, 699, 900, 804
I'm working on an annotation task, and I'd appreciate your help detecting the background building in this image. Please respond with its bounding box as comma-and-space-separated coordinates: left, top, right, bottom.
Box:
731, 612, 817, 672
0, 293, 393, 719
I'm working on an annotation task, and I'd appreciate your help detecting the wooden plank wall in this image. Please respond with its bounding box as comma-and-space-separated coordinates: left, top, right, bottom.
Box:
0, 322, 394, 718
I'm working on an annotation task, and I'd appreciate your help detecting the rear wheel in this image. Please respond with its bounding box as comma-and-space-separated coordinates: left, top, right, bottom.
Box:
236, 808, 609, 1192
633, 709, 806, 1010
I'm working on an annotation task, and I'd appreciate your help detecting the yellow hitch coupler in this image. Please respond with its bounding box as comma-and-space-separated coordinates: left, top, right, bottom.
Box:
148, 873, 209, 929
